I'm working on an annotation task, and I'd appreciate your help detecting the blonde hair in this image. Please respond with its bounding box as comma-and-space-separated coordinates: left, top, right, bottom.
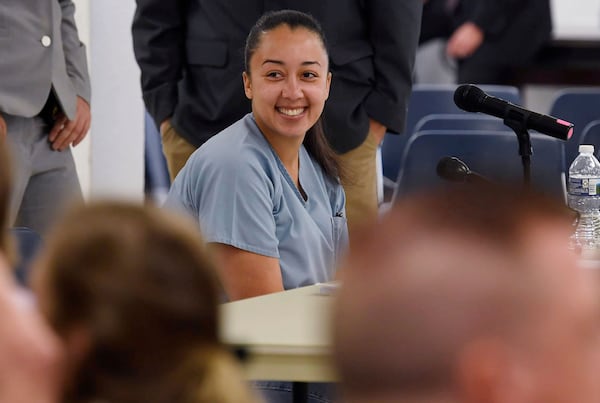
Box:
34, 201, 260, 403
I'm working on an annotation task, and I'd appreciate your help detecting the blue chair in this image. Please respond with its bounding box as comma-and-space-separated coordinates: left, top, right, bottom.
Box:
414, 114, 509, 133
381, 84, 522, 185
548, 88, 600, 169
391, 130, 566, 202
10, 227, 43, 287
580, 120, 600, 157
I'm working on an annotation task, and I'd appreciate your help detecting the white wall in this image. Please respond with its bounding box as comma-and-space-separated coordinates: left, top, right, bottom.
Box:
72, 0, 144, 202
552, 0, 600, 38
71, 0, 91, 198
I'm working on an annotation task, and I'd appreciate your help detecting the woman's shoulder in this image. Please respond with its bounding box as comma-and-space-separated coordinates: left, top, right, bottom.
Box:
183, 115, 277, 187
187, 114, 276, 173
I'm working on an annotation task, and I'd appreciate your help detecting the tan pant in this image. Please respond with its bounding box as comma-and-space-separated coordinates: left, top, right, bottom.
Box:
160, 121, 198, 181
339, 131, 379, 248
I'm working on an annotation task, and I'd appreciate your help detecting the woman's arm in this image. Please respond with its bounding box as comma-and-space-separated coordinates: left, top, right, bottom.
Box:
211, 243, 284, 301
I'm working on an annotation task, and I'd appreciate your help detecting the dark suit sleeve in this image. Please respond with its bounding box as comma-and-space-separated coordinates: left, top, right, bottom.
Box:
132, 0, 188, 127
466, 0, 522, 38
59, 0, 91, 103
363, 0, 423, 135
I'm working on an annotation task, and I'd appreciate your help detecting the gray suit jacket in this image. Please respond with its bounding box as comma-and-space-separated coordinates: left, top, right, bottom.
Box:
0, 0, 90, 120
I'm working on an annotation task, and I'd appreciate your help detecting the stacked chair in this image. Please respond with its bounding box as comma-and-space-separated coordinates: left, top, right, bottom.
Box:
391, 130, 565, 203
380, 84, 522, 199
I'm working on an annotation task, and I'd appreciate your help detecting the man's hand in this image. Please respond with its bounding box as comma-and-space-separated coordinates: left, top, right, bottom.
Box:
159, 118, 171, 135
446, 22, 484, 59
48, 97, 91, 151
369, 119, 387, 145
0, 114, 7, 141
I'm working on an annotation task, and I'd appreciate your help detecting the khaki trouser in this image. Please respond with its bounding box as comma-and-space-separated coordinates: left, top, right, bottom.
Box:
339, 131, 379, 248
160, 121, 198, 182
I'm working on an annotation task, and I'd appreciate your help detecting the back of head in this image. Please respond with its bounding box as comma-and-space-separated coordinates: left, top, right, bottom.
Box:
333, 184, 585, 402
34, 202, 257, 403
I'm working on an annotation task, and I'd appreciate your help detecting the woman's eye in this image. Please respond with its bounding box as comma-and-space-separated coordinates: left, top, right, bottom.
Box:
303, 72, 317, 79
266, 71, 282, 78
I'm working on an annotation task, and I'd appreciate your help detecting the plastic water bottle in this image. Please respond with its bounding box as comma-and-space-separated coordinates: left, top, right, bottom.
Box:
568, 144, 600, 252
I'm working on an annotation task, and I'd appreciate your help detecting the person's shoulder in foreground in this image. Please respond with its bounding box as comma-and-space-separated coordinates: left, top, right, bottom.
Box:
333, 183, 600, 403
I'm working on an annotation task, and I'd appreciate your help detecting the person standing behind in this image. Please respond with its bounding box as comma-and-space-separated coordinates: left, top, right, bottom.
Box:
132, 1, 422, 240
0, 0, 91, 236
419, 0, 552, 84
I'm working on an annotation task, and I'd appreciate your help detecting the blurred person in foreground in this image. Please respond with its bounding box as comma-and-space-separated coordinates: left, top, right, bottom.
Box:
0, 139, 63, 403
32, 202, 259, 403
333, 183, 600, 403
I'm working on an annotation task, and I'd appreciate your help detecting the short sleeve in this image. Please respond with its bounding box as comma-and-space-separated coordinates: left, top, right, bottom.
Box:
166, 147, 280, 258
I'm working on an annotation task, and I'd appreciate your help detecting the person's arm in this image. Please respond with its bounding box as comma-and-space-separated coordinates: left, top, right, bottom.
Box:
364, 0, 423, 138
164, 137, 284, 301
446, 22, 484, 59
132, 0, 188, 129
446, 0, 522, 60
58, 0, 90, 105
50, 0, 91, 151
463, 0, 522, 39
210, 244, 284, 301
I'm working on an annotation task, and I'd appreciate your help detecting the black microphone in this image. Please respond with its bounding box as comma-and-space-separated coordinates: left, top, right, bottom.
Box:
436, 156, 491, 184
454, 84, 573, 141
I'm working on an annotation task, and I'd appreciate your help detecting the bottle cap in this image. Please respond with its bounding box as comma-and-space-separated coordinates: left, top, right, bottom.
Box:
579, 144, 595, 154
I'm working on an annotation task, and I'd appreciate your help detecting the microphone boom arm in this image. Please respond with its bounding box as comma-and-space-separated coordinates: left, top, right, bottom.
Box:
503, 110, 532, 187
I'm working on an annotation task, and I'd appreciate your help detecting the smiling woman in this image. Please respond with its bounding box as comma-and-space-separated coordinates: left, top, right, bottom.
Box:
165, 11, 347, 402
165, 10, 347, 302
242, 22, 331, 154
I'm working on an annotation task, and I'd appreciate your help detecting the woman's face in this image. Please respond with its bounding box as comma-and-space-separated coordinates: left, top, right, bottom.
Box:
243, 25, 331, 144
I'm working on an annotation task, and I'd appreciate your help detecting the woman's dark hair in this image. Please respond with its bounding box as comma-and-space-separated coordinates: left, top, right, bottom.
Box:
244, 9, 342, 181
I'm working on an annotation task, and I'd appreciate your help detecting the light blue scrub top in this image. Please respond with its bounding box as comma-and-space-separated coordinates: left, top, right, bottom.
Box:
165, 113, 348, 290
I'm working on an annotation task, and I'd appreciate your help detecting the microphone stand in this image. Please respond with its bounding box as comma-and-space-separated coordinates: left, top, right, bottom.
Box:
503, 112, 532, 188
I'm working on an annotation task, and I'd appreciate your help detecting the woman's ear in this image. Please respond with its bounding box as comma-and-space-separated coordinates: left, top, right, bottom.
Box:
242, 72, 252, 100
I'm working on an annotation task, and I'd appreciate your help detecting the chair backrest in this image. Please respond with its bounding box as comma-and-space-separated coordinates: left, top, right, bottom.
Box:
548, 88, 600, 168
381, 84, 522, 182
391, 130, 566, 202
580, 120, 600, 159
10, 227, 43, 287
414, 114, 509, 133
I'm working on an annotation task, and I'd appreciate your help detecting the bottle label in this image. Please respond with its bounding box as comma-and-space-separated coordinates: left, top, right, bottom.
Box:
568, 177, 600, 196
